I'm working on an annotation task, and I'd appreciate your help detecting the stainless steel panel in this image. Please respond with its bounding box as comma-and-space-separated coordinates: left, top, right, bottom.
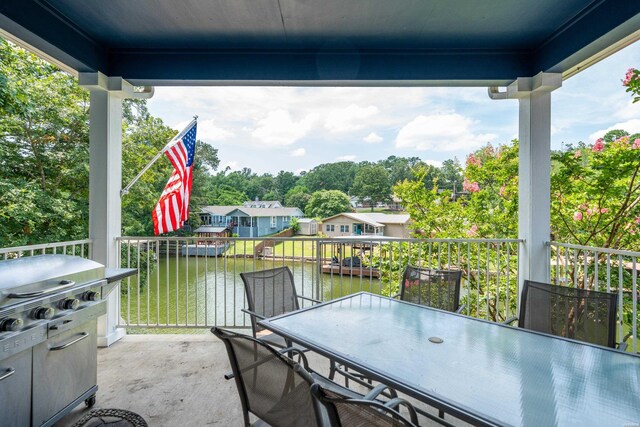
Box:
47, 302, 105, 338
32, 320, 97, 427
0, 325, 47, 360
0, 255, 104, 309
0, 349, 32, 427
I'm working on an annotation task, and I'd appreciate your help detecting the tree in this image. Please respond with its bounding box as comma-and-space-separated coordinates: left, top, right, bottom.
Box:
305, 190, 352, 219
299, 161, 358, 193
275, 171, 298, 202
551, 130, 640, 250
380, 156, 423, 185
351, 164, 392, 211
623, 67, 640, 103
284, 185, 311, 211
439, 158, 463, 191
0, 39, 90, 246
394, 142, 519, 238
0, 38, 221, 242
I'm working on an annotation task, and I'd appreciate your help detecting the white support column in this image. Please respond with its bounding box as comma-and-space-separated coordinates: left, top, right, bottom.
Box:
507, 73, 562, 296
80, 72, 142, 347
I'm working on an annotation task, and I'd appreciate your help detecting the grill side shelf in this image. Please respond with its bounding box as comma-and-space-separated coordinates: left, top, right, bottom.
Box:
104, 268, 137, 283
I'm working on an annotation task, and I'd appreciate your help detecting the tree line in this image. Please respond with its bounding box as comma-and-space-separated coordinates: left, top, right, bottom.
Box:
205, 156, 463, 214
0, 39, 462, 245
2, 38, 639, 253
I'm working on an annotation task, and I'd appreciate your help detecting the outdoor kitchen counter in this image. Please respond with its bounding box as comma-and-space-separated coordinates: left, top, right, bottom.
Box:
104, 268, 137, 283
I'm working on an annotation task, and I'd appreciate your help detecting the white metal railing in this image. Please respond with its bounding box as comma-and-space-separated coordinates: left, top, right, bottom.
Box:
0, 239, 92, 260
549, 241, 639, 353
115, 236, 522, 329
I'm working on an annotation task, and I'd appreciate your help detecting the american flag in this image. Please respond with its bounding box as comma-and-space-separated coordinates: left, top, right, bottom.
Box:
152, 122, 197, 235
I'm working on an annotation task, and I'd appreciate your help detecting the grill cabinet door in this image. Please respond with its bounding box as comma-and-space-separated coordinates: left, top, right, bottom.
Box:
32, 320, 97, 426
0, 349, 32, 427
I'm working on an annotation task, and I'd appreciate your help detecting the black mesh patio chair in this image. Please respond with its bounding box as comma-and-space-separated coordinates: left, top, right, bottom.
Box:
240, 266, 319, 347
212, 327, 401, 427
241, 266, 344, 379
310, 383, 421, 427
397, 266, 464, 314
505, 280, 630, 351
212, 327, 319, 426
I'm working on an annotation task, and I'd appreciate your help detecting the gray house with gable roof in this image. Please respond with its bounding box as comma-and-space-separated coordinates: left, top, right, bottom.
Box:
199, 203, 304, 237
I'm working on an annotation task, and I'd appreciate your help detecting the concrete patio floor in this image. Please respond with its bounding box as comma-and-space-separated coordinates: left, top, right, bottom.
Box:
55, 333, 464, 427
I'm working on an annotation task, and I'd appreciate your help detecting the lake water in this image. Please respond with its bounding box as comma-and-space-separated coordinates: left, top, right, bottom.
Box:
120, 257, 382, 328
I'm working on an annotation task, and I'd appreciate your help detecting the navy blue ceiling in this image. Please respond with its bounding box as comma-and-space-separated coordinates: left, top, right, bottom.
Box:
0, 0, 639, 85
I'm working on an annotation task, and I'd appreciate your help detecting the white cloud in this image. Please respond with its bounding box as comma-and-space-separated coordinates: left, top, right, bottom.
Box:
252, 110, 317, 146
363, 132, 383, 143
325, 104, 379, 133
395, 113, 496, 151
336, 155, 356, 161
424, 159, 443, 168
588, 119, 640, 142
198, 119, 234, 141
291, 148, 306, 157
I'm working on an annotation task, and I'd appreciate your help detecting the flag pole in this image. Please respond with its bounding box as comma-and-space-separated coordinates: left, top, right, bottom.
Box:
121, 116, 198, 197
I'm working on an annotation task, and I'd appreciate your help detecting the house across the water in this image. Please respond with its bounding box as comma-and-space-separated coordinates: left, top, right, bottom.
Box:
199, 202, 304, 238
320, 212, 411, 238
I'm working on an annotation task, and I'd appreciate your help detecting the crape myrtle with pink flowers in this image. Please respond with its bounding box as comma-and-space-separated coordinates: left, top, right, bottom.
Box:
387, 69, 640, 323
396, 68, 640, 252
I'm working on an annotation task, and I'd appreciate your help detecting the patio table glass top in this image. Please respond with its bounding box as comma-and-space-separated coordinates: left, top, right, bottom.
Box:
259, 292, 640, 427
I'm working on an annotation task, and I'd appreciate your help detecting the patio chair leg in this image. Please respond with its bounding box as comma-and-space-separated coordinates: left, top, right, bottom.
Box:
439, 409, 445, 419
329, 360, 337, 380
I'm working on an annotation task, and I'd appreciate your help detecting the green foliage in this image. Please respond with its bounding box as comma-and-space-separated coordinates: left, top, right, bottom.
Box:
284, 185, 311, 211
623, 67, 640, 103
120, 242, 155, 293
0, 39, 90, 246
305, 190, 352, 219
289, 217, 300, 233
551, 130, 640, 250
351, 164, 392, 211
299, 161, 358, 193
395, 142, 518, 239
0, 39, 221, 243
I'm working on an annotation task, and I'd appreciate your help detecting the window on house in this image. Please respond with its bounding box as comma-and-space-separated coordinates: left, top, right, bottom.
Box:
326, 224, 335, 232
283, 216, 289, 223
340, 225, 349, 233
271, 216, 276, 227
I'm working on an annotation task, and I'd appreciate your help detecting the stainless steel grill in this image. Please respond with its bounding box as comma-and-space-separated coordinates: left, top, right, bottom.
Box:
0, 254, 135, 427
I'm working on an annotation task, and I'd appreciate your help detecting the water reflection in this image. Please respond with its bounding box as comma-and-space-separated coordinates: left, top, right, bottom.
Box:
120, 257, 382, 327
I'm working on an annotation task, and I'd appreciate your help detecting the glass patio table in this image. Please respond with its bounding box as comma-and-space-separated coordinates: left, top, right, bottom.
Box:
259, 292, 640, 426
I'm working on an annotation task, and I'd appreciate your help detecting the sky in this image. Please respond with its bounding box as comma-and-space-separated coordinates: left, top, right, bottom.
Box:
147, 42, 640, 175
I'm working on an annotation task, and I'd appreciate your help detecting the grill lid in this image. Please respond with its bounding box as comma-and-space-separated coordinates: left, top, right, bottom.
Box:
0, 255, 105, 297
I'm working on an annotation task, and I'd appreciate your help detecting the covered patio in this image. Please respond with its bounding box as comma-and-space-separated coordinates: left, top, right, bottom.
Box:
55, 334, 460, 427
1, 1, 640, 426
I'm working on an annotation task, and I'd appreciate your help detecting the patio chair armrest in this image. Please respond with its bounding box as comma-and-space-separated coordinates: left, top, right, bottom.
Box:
278, 346, 310, 369
503, 316, 518, 325
455, 303, 466, 314
297, 295, 322, 304
383, 398, 419, 425
618, 332, 633, 352
363, 383, 398, 400
241, 308, 266, 320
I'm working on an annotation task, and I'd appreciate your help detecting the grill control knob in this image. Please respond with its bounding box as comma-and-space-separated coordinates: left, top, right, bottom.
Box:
0, 318, 23, 332
59, 298, 80, 311
32, 307, 55, 320
83, 291, 100, 301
